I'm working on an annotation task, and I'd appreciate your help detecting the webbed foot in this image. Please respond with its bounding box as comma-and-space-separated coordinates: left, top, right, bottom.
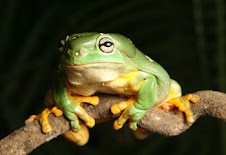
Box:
111, 96, 146, 131
25, 106, 63, 133
63, 95, 99, 132
161, 94, 199, 123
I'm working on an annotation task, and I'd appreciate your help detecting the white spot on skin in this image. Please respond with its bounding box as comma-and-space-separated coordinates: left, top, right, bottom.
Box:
145, 55, 153, 62
75, 52, 79, 56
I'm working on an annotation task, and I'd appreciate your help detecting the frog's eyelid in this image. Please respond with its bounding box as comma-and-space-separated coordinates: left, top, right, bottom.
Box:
99, 37, 113, 44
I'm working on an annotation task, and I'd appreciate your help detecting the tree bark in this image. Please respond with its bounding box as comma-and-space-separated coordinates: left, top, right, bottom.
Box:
0, 90, 225, 154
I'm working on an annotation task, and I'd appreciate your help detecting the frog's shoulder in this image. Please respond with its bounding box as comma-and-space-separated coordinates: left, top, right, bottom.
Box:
130, 49, 167, 76
130, 49, 171, 102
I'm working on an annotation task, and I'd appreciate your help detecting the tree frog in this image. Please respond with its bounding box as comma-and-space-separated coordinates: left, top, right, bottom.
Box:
26, 32, 199, 146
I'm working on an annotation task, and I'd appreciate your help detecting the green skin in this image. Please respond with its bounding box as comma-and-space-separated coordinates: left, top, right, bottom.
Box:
53, 32, 172, 132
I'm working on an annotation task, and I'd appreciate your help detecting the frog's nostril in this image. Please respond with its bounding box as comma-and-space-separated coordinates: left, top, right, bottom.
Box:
75, 52, 80, 56
75, 50, 85, 56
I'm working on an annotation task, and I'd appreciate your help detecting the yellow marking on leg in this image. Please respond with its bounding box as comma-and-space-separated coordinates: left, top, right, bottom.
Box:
71, 95, 99, 106
25, 115, 40, 124
40, 108, 52, 133
108, 71, 147, 130
50, 106, 63, 116
183, 94, 200, 103
128, 80, 145, 92
65, 79, 99, 106
25, 106, 64, 133
111, 97, 136, 114
161, 94, 199, 123
111, 100, 130, 114
105, 70, 144, 94
113, 109, 130, 130
161, 80, 182, 104
157, 80, 199, 123
68, 94, 97, 128
76, 108, 95, 128
64, 80, 99, 128
111, 97, 136, 130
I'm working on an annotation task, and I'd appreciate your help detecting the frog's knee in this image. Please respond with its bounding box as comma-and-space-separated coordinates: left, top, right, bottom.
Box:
170, 79, 182, 97
133, 128, 150, 140
63, 124, 89, 146
162, 80, 182, 103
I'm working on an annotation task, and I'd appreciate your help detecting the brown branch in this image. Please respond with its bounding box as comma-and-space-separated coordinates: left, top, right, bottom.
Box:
0, 90, 225, 154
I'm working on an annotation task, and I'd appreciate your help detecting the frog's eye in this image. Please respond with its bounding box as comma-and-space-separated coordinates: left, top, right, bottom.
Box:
58, 40, 65, 53
99, 37, 114, 53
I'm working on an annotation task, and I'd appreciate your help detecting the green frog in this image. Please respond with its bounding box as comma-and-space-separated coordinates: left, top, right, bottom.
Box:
26, 32, 199, 146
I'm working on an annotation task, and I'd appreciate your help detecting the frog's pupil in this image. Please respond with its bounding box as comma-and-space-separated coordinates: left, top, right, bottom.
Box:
103, 41, 112, 47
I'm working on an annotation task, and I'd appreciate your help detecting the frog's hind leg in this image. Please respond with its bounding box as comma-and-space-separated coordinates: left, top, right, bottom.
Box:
63, 124, 89, 146
158, 80, 199, 123
133, 127, 150, 140
160, 79, 182, 104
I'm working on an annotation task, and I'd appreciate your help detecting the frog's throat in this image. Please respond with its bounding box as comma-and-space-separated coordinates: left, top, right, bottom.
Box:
61, 62, 127, 85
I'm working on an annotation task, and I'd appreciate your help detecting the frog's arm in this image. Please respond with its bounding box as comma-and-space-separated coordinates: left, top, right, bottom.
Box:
53, 70, 98, 132
112, 72, 158, 130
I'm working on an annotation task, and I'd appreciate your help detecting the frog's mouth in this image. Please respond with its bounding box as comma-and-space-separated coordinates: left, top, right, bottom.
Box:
61, 62, 123, 70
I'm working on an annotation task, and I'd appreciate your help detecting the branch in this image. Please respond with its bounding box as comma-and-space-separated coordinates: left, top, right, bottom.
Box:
0, 90, 225, 154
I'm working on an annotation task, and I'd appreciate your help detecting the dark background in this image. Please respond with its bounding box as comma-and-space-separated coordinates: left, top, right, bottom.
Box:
0, 0, 225, 154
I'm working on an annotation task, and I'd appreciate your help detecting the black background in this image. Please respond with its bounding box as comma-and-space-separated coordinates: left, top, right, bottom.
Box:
0, 0, 225, 154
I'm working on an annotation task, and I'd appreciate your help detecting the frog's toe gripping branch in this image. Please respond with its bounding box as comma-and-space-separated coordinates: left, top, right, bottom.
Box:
111, 97, 134, 130
111, 74, 157, 131
111, 97, 146, 131
161, 94, 199, 123
63, 95, 99, 132
25, 106, 63, 133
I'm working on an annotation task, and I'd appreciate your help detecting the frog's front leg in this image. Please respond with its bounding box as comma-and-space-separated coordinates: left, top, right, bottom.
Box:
60, 94, 99, 132
111, 73, 157, 131
53, 70, 99, 132
25, 89, 98, 146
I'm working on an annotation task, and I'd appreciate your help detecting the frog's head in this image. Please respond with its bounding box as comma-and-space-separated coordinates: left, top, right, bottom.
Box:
58, 32, 138, 83
58, 32, 137, 65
